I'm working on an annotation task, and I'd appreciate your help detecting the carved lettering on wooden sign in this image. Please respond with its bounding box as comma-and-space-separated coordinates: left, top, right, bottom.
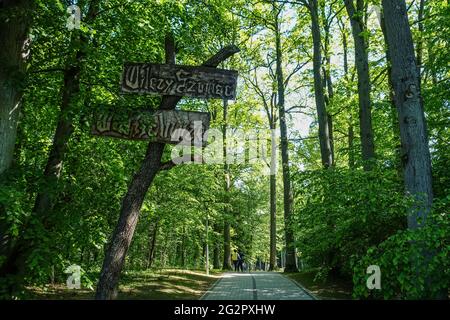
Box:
92, 109, 210, 146
121, 63, 238, 100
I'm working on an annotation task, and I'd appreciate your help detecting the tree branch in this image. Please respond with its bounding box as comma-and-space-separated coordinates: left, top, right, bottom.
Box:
159, 154, 204, 171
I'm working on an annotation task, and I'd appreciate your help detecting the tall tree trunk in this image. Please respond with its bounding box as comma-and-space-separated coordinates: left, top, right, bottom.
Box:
33, 0, 99, 217
381, 0, 433, 229
348, 120, 355, 168
96, 141, 165, 300
380, 11, 402, 175
416, 0, 425, 87
222, 99, 232, 270
213, 223, 221, 269
345, 0, 375, 170
269, 124, 277, 271
33, 44, 82, 218
204, 215, 209, 274
146, 218, 159, 269
0, 0, 31, 175
0, 0, 31, 277
274, 5, 297, 273
213, 238, 221, 269
309, 0, 333, 168
340, 17, 356, 169
96, 36, 176, 300
222, 222, 231, 270
321, 4, 335, 165
382, 0, 441, 299
95, 38, 239, 299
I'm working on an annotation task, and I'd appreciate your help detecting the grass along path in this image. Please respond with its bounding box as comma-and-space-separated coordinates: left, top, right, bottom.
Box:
26, 269, 222, 300
285, 271, 353, 300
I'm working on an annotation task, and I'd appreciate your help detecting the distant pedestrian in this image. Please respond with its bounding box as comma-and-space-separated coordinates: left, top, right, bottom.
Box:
237, 251, 245, 272
231, 249, 239, 271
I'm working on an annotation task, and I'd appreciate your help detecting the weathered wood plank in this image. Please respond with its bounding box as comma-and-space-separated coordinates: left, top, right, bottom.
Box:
121, 63, 238, 100
91, 109, 210, 146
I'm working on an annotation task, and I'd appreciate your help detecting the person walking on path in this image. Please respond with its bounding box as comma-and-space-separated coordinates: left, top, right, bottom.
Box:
231, 249, 239, 271
237, 250, 245, 272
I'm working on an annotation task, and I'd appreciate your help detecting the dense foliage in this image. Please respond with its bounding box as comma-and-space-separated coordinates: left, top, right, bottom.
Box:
0, 0, 448, 299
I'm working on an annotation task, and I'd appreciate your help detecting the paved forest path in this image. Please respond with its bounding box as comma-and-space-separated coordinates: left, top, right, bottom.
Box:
201, 272, 315, 300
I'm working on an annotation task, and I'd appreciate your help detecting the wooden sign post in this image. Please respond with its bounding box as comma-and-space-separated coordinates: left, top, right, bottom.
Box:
94, 35, 240, 300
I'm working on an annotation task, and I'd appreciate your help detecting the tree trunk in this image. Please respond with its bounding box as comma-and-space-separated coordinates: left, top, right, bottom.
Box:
222, 220, 231, 270
269, 131, 277, 270
309, 0, 333, 168
222, 99, 232, 270
213, 223, 221, 269
146, 218, 159, 269
381, 0, 433, 229
382, 0, 442, 299
33, 47, 82, 218
0, 0, 31, 175
0, 0, 31, 278
274, 5, 297, 273
96, 36, 177, 300
96, 142, 165, 299
321, 4, 335, 165
380, 11, 402, 176
348, 120, 355, 169
213, 240, 221, 269
95, 38, 239, 299
33, 0, 99, 217
340, 17, 356, 170
204, 216, 209, 274
345, 0, 375, 170
416, 0, 425, 87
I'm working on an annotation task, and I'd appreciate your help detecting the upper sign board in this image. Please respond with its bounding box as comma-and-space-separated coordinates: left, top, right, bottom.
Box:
121, 63, 238, 100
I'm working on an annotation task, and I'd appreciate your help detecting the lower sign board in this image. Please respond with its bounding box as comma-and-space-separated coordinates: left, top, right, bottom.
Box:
91, 109, 210, 146
121, 63, 238, 100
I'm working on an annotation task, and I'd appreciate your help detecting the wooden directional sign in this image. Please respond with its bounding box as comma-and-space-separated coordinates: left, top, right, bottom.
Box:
92, 109, 210, 146
121, 63, 238, 100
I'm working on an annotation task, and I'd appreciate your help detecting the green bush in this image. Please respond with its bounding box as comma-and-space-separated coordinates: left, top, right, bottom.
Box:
352, 209, 449, 299
292, 167, 409, 280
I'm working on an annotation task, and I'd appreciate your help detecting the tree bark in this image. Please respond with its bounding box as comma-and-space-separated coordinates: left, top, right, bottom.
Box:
222, 221, 231, 270
33, 44, 83, 218
344, 0, 375, 170
381, 0, 433, 229
268, 140, 277, 271
222, 99, 232, 270
212, 222, 221, 269
274, 4, 297, 273
416, 0, 425, 87
0, 1, 31, 278
95, 38, 239, 299
339, 16, 356, 169
213, 234, 221, 270
309, 0, 333, 168
33, 0, 99, 217
380, 11, 402, 176
146, 218, 159, 269
321, 4, 335, 165
0, 0, 31, 175
348, 120, 355, 169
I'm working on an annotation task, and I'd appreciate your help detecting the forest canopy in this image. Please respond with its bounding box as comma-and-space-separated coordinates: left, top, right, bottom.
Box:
0, 0, 448, 300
